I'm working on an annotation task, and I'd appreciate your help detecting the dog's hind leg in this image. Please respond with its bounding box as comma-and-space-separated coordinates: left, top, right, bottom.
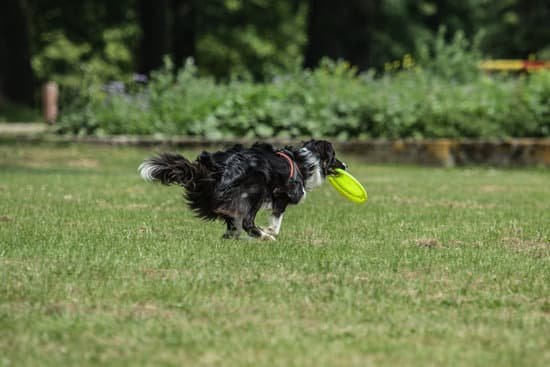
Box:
243, 221, 275, 241
222, 217, 243, 239
242, 196, 275, 241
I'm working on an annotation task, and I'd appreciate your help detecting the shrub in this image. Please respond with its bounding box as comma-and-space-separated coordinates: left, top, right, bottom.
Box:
58, 43, 550, 139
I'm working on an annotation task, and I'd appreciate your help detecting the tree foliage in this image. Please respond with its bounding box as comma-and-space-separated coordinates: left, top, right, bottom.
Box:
25, 0, 550, 83
0, 0, 35, 105
1, 0, 550, 108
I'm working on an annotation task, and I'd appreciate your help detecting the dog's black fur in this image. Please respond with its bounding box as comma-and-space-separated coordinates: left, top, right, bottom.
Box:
139, 140, 346, 240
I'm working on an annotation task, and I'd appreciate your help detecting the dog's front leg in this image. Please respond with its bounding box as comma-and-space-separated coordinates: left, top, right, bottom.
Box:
264, 199, 287, 237
243, 219, 275, 241
266, 213, 284, 236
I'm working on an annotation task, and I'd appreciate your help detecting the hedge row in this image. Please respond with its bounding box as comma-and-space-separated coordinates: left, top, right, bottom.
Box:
59, 58, 550, 139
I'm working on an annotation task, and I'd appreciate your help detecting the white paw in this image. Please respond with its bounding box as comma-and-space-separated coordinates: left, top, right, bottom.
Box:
259, 230, 276, 241
260, 226, 277, 236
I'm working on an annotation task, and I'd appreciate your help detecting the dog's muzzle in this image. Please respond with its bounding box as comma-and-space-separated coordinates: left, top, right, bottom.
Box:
329, 159, 347, 174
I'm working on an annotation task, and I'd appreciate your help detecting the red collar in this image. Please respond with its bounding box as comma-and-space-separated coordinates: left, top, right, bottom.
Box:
276, 151, 297, 179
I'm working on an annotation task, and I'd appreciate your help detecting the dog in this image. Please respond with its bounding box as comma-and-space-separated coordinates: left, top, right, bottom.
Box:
138, 140, 346, 240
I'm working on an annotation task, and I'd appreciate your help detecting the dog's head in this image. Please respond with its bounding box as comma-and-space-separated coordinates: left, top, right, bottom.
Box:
303, 140, 346, 177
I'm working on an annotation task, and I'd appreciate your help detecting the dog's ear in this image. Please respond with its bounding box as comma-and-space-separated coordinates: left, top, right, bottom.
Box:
304, 140, 341, 175
306, 140, 335, 161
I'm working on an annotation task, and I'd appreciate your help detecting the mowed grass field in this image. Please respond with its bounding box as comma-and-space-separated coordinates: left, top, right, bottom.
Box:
0, 141, 548, 367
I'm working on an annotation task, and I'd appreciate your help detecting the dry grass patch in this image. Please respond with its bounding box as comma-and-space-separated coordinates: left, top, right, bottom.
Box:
66, 158, 99, 168
0, 215, 13, 222
502, 236, 549, 258
412, 238, 443, 249
501, 225, 549, 258
389, 195, 497, 209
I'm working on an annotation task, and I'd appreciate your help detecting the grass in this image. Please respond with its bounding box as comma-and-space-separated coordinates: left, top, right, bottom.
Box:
0, 141, 548, 366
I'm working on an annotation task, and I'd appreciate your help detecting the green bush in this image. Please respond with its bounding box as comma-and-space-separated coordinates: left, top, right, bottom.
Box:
0, 100, 42, 122
58, 38, 550, 138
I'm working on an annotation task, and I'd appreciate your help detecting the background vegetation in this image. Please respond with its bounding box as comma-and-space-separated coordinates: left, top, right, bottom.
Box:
1, 0, 549, 137
59, 45, 550, 138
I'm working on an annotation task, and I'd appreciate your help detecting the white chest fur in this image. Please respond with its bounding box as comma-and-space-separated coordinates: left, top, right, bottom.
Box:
304, 165, 323, 191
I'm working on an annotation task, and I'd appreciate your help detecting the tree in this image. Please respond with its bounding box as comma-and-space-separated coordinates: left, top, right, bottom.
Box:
304, 0, 379, 70
28, 0, 138, 87
0, 0, 35, 106
137, 0, 170, 73
137, 0, 195, 74
480, 0, 550, 58
172, 0, 196, 69
195, 0, 306, 79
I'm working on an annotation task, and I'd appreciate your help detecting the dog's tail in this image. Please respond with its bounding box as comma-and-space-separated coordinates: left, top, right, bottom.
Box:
139, 152, 200, 186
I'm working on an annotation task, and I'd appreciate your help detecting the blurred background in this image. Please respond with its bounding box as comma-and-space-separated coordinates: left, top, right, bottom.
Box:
0, 0, 549, 139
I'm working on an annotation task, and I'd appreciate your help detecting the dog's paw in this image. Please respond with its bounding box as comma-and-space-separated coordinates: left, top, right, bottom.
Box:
222, 230, 240, 239
258, 229, 276, 241
260, 233, 276, 241
260, 226, 277, 236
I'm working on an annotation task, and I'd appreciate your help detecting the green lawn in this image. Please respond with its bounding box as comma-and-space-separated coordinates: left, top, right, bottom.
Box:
1, 142, 548, 366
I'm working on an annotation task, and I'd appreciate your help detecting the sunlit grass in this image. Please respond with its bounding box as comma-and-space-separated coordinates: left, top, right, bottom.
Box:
1, 142, 549, 366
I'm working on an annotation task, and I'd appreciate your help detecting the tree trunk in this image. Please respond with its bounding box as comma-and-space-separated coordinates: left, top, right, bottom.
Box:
138, 0, 170, 73
304, 0, 378, 70
137, 0, 195, 73
0, 0, 35, 106
171, 0, 195, 68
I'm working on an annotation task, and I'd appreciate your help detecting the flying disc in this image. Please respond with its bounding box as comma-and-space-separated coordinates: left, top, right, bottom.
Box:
328, 168, 367, 204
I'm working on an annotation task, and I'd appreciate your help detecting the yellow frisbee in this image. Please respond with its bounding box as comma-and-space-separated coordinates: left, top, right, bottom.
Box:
328, 168, 368, 204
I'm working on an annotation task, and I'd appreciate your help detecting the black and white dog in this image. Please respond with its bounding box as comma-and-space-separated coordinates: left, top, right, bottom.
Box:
139, 140, 346, 240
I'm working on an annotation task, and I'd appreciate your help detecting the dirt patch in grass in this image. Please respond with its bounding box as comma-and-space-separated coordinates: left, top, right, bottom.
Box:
66, 158, 99, 169
390, 195, 497, 209
0, 147, 99, 170
142, 268, 181, 281
412, 238, 443, 249
292, 228, 330, 246
501, 225, 549, 258
479, 185, 511, 193
502, 236, 549, 258
0, 215, 13, 222
16, 160, 54, 169
4, 300, 181, 321
96, 200, 150, 210
43, 301, 81, 316
130, 302, 178, 319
